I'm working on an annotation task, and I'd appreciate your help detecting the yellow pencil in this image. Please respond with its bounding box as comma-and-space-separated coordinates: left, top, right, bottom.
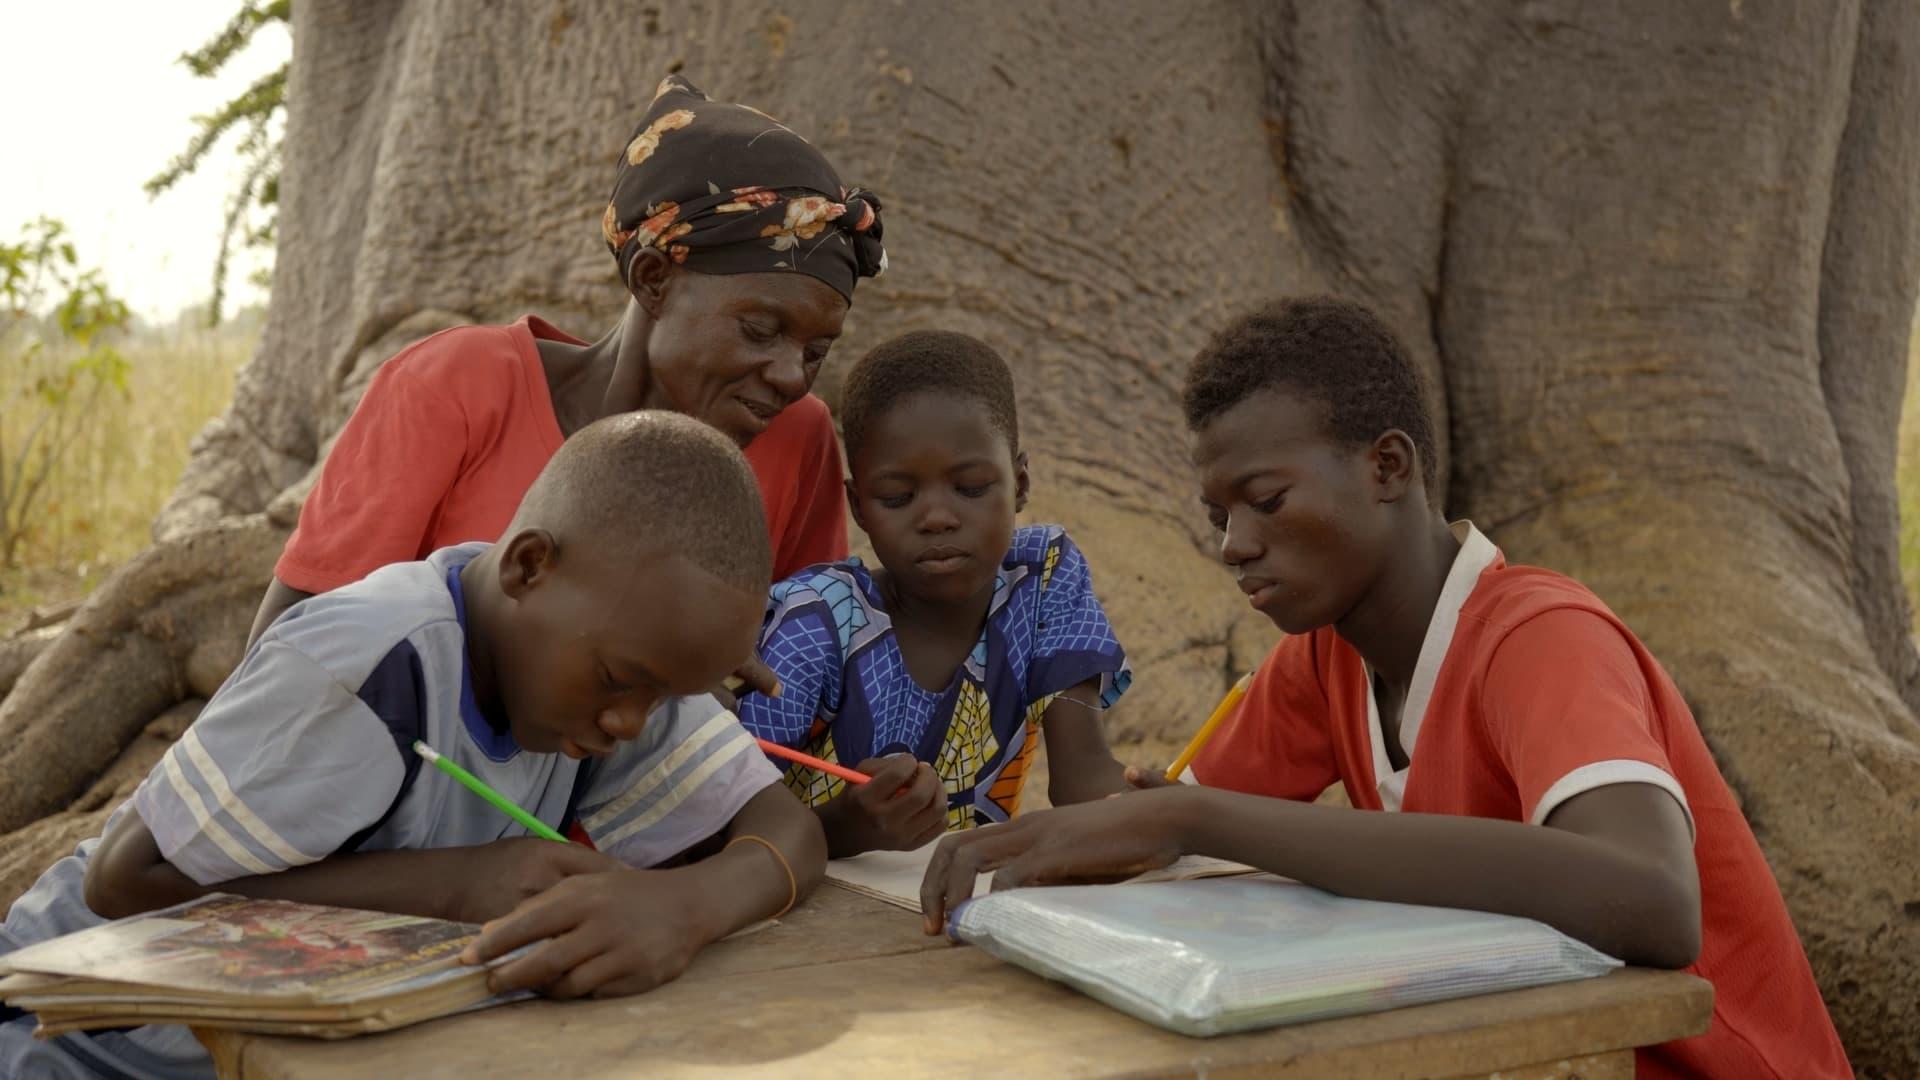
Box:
1164, 672, 1253, 782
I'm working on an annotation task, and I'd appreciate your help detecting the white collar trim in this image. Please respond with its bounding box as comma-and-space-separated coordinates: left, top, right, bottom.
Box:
1369, 520, 1500, 810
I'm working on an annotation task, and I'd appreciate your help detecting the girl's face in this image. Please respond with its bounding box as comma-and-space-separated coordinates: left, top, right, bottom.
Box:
848, 392, 1029, 609
628, 266, 849, 446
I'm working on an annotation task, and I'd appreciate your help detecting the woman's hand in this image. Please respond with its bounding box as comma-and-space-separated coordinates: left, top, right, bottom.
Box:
713, 656, 781, 712
732, 656, 783, 697
918, 789, 1190, 934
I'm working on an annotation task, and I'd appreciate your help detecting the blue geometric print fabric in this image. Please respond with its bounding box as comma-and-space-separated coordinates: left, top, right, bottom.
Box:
737, 524, 1131, 827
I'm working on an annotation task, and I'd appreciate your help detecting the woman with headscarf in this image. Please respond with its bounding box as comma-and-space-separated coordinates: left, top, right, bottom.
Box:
247, 75, 886, 660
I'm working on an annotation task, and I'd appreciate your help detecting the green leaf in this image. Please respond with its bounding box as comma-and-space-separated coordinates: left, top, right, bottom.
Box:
178, 0, 291, 79
143, 3, 290, 326
144, 65, 287, 198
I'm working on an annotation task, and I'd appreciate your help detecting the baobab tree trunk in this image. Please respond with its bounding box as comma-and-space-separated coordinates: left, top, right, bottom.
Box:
0, 0, 1913, 1071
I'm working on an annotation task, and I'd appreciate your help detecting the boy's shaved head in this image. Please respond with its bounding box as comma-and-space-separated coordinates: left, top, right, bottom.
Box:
508, 410, 771, 593
479, 411, 767, 759
840, 330, 1019, 465
1182, 296, 1438, 490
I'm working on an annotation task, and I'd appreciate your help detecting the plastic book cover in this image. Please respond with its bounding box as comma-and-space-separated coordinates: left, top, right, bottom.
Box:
0, 894, 480, 1003
949, 875, 1622, 1037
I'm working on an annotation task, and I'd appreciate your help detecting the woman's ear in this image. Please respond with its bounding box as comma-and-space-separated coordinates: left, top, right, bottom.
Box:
627, 248, 674, 316
1013, 450, 1031, 513
1370, 430, 1418, 504
497, 529, 558, 599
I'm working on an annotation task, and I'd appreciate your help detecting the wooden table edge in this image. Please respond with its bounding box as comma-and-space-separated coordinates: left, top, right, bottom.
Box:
198, 959, 1711, 1079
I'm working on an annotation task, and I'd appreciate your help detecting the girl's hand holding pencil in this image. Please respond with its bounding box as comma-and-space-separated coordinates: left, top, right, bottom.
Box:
818, 754, 947, 857
754, 738, 872, 785
752, 737, 944, 856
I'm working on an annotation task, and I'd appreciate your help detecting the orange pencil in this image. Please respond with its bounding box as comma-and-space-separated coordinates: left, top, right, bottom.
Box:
754, 737, 872, 785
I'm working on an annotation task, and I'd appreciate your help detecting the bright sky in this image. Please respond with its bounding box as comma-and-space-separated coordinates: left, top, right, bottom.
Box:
1, 2, 290, 323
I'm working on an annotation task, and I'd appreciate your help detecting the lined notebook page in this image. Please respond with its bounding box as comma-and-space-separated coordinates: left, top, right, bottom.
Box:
825, 842, 1258, 912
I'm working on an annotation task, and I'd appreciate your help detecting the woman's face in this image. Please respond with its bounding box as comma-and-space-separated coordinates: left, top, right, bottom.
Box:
635, 268, 849, 446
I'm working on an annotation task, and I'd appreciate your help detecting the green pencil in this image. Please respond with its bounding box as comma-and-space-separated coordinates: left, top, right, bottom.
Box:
412, 739, 570, 843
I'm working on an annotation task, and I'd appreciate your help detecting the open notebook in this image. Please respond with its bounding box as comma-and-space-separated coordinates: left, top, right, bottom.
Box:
824, 838, 1259, 912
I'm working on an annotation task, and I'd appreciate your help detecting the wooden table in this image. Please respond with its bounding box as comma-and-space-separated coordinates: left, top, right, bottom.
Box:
199, 884, 1711, 1079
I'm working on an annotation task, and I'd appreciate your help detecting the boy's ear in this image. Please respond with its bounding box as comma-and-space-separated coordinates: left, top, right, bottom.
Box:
1013, 450, 1031, 513
844, 477, 867, 533
1370, 430, 1417, 503
627, 248, 674, 316
497, 529, 559, 599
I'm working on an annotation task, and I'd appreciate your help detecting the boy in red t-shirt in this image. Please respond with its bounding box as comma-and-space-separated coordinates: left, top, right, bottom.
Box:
921, 297, 1851, 1078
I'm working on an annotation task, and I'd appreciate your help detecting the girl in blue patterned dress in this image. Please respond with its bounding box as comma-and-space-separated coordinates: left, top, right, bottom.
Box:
736, 331, 1133, 857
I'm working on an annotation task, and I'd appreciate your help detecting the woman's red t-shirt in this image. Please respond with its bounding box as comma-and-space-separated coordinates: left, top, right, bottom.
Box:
275, 315, 847, 592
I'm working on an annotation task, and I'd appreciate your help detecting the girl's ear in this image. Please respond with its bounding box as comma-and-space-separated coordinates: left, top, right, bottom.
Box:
497, 529, 558, 599
844, 477, 867, 533
1013, 450, 1031, 513
627, 248, 674, 316
1369, 430, 1418, 504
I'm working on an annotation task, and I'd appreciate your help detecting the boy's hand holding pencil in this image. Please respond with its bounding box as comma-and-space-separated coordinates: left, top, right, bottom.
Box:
409, 741, 625, 925
1122, 765, 1180, 790
463, 866, 714, 1000
1096, 673, 1255, 795
443, 837, 624, 926
1143, 672, 1253, 787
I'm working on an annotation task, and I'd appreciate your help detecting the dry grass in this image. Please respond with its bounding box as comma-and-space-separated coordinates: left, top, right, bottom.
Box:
0, 326, 253, 622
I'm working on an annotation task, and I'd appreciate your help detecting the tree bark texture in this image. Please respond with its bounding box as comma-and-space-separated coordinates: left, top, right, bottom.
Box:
0, 1, 1912, 1071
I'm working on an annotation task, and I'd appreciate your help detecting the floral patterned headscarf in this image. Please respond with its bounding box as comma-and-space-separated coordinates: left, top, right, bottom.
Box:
602, 74, 886, 303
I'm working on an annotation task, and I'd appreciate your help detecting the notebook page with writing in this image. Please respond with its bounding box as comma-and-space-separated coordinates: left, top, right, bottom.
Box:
825, 840, 1259, 912
823, 843, 987, 911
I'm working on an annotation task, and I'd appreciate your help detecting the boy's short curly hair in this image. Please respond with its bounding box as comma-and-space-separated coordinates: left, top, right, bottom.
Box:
839, 330, 1019, 466
1182, 296, 1437, 490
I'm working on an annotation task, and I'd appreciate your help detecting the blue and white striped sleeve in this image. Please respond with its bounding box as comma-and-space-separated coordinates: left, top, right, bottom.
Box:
129, 640, 404, 886
576, 694, 780, 868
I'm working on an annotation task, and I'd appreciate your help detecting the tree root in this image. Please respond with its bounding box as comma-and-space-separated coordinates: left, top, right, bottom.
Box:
0, 626, 62, 699
0, 517, 282, 835
0, 700, 204, 909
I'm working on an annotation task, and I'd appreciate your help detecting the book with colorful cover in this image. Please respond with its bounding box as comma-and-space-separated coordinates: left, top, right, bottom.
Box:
0, 894, 528, 1039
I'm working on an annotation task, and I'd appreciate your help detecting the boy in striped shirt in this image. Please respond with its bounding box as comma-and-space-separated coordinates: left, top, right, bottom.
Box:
1, 412, 824, 1079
